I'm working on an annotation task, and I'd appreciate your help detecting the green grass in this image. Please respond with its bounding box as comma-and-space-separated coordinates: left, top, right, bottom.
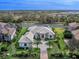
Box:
54, 28, 66, 50
13, 27, 28, 48
11, 56, 39, 59
15, 27, 28, 42
48, 28, 69, 59
0, 27, 29, 59
54, 28, 64, 34
6, 27, 29, 56
7, 43, 16, 56
17, 27, 28, 39
9, 48, 40, 59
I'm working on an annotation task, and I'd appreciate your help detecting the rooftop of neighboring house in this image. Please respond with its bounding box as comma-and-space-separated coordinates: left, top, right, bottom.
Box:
69, 22, 79, 27
72, 29, 79, 40
0, 22, 16, 35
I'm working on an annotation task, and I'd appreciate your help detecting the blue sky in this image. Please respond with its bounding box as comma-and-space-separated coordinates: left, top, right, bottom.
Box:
0, 0, 79, 10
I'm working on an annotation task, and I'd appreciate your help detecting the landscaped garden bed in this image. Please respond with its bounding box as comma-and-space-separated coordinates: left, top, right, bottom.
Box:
12, 48, 40, 59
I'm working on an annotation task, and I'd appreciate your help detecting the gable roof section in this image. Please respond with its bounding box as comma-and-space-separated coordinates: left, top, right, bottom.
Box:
19, 32, 33, 43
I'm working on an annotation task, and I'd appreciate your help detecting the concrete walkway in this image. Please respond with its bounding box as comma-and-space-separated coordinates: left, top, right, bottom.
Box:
39, 41, 48, 59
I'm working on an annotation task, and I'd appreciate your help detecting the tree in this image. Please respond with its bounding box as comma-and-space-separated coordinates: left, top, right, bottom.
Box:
1, 15, 14, 23
64, 30, 72, 39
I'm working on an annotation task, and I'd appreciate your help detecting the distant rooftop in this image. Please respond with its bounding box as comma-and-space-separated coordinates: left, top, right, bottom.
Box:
0, 22, 16, 35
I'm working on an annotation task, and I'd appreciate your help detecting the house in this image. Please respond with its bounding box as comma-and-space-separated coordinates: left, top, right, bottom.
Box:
29, 25, 55, 40
0, 22, 16, 42
19, 25, 55, 48
68, 22, 79, 30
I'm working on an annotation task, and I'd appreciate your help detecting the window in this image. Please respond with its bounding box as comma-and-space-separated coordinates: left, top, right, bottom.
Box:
24, 43, 27, 46
50, 35, 52, 38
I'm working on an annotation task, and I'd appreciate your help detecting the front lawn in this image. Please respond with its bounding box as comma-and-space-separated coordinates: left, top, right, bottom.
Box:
48, 28, 70, 59
12, 48, 40, 59
54, 28, 66, 50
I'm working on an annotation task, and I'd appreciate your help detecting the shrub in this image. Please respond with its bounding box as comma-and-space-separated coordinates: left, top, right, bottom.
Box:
64, 30, 72, 39
51, 53, 63, 57
1, 47, 7, 51
13, 51, 29, 57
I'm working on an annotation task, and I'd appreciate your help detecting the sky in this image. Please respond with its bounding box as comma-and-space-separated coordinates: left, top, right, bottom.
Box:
0, 0, 79, 10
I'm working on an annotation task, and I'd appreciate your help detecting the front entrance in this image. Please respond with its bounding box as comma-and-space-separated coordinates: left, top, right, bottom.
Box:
41, 34, 45, 40
42, 34, 44, 38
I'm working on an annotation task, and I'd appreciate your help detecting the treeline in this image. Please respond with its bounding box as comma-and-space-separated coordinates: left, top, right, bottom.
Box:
0, 11, 79, 24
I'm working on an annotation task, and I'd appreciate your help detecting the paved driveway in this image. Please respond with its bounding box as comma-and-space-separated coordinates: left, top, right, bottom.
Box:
39, 42, 48, 59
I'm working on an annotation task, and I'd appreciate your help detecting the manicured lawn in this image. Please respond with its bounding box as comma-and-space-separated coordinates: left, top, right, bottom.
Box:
7, 43, 16, 56
54, 28, 64, 34
48, 42, 61, 54
11, 48, 40, 59
48, 28, 69, 59
11, 56, 38, 59
54, 28, 66, 50
54, 28, 64, 38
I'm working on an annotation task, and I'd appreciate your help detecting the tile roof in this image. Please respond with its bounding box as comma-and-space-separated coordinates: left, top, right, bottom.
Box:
29, 25, 55, 35
19, 32, 34, 43
0, 22, 16, 35
19, 25, 55, 43
72, 29, 79, 40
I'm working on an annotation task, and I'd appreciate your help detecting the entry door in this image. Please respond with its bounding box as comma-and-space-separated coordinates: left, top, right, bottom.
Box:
41, 34, 44, 39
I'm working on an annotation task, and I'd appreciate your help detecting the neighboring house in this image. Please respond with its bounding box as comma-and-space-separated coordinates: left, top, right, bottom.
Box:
0, 22, 16, 42
72, 29, 79, 40
19, 25, 55, 48
68, 22, 79, 30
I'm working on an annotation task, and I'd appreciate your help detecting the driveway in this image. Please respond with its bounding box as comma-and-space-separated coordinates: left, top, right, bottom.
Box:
39, 42, 48, 59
